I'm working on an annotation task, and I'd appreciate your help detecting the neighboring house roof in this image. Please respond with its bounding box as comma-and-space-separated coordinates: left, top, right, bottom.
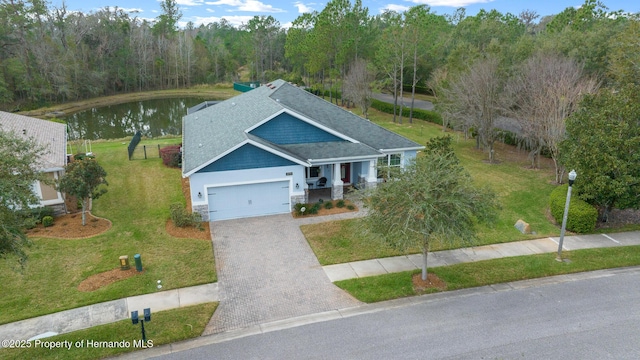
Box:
0, 112, 67, 170
182, 79, 423, 176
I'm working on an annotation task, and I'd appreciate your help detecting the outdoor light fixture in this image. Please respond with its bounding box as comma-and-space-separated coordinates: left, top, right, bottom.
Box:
198, 192, 202, 198
557, 170, 577, 261
296, 183, 299, 189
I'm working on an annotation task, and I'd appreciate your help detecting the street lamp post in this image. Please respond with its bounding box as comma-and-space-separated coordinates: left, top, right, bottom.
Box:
557, 170, 577, 262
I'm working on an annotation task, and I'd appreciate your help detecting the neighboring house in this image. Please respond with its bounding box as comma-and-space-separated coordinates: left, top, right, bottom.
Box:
182, 79, 424, 221
0, 112, 68, 214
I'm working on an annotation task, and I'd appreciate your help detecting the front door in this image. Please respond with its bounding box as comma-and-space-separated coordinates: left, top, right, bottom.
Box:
340, 163, 351, 184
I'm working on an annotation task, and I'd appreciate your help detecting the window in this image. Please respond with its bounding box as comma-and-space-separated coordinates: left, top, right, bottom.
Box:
389, 154, 402, 167
377, 154, 402, 179
307, 166, 320, 178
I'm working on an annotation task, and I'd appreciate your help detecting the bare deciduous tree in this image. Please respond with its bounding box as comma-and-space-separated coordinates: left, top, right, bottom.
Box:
442, 57, 504, 163
343, 58, 374, 118
505, 52, 598, 182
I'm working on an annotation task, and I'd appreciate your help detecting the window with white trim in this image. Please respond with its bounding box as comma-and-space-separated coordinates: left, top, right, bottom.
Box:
377, 153, 402, 178
307, 166, 321, 178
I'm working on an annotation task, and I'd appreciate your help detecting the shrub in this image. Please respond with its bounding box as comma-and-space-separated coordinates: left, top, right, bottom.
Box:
549, 184, 598, 233
28, 207, 55, 222
42, 216, 54, 227
336, 200, 346, 208
347, 204, 356, 210
169, 203, 202, 228
160, 145, 182, 168
370, 99, 443, 126
324, 201, 334, 209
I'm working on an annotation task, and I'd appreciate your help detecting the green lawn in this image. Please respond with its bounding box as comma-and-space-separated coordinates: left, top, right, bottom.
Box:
0, 137, 216, 325
303, 107, 560, 265
0, 302, 217, 360
336, 246, 640, 303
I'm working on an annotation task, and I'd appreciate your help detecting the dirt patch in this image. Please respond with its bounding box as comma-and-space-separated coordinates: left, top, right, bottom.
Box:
412, 273, 447, 293
26, 212, 111, 239
292, 200, 359, 218
165, 219, 211, 240
78, 267, 144, 292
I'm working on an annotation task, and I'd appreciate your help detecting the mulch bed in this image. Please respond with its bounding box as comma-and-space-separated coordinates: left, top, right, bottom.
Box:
413, 273, 447, 293
165, 219, 211, 240
26, 212, 112, 239
77, 267, 144, 292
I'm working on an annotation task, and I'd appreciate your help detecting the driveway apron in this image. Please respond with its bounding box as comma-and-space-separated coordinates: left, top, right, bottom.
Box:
203, 213, 361, 334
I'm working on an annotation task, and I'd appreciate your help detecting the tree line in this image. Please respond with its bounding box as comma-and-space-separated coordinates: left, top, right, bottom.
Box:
0, 0, 636, 111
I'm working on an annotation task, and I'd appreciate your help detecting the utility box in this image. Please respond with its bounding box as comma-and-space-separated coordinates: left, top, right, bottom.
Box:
134, 254, 143, 272
119, 255, 130, 270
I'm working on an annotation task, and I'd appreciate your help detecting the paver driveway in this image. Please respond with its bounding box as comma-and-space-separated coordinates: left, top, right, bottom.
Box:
203, 213, 362, 334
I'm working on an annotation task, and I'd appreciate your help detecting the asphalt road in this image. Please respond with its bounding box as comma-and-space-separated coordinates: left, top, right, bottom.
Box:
147, 267, 640, 360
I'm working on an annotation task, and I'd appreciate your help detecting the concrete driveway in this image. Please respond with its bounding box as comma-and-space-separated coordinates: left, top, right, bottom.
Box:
203, 213, 361, 334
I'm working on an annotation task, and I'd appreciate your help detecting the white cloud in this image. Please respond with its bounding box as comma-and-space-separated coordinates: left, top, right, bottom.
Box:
176, 0, 205, 6
191, 15, 255, 27
382, 4, 410, 12
205, 0, 285, 13
120, 7, 144, 13
293, 1, 314, 13
409, 0, 494, 6
206, 8, 215, 12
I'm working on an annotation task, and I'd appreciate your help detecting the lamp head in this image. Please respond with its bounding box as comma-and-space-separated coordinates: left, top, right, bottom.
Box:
568, 170, 577, 186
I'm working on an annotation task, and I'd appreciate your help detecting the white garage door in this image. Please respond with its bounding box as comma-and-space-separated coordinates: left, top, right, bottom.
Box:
207, 181, 290, 221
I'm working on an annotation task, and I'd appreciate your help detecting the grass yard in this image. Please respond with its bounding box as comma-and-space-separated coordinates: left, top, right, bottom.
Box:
0, 137, 216, 325
303, 107, 561, 265
0, 302, 217, 360
336, 245, 640, 303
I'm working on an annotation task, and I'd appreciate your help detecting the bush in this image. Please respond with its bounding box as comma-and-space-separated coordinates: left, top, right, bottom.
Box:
549, 184, 598, 233
28, 207, 55, 222
370, 99, 443, 126
324, 201, 334, 209
73, 153, 95, 161
347, 204, 356, 210
42, 216, 54, 227
160, 145, 182, 168
169, 203, 202, 228
336, 200, 346, 208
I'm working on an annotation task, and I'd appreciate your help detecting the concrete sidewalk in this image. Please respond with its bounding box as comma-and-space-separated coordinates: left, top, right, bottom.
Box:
323, 232, 640, 282
0, 283, 218, 343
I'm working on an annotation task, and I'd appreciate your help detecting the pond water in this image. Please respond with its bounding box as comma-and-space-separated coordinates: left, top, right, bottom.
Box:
63, 98, 207, 140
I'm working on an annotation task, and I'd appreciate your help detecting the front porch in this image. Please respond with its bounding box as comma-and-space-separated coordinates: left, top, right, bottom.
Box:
303, 160, 378, 203
306, 186, 357, 204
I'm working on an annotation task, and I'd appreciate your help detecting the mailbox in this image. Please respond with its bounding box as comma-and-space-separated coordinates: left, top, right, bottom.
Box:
131, 311, 139, 324
144, 308, 151, 322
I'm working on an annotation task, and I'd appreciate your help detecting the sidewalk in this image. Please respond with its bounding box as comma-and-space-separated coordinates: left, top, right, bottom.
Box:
0, 283, 218, 343
323, 232, 640, 282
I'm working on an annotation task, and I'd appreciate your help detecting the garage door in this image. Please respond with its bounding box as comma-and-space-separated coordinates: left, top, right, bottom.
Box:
207, 181, 290, 221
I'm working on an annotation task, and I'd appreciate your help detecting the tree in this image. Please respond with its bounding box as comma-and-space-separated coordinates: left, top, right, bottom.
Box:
361, 136, 498, 280
0, 129, 48, 265
442, 56, 504, 162
560, 84, 640, 222
505, 52, 598, 177
342, 58, 373, 118
58, 159, 108, 226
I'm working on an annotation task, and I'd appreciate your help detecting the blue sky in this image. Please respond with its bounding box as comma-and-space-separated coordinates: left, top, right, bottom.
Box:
51, 0, 639, 28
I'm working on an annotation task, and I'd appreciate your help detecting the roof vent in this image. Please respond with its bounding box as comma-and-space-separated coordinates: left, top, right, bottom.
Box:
22, 129, 26, 135
276, 99, 280, 102
231, 102, 236, 106
199, 143, 203, 147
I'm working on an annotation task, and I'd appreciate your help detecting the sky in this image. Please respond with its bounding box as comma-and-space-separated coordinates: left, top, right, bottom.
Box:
51, 0, 639, 28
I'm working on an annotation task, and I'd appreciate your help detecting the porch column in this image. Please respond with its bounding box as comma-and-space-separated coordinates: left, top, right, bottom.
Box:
367, 159, 378, 189
331, 162, 343, 200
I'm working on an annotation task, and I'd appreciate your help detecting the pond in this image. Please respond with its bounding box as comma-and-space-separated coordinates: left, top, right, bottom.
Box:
63, 98, 207, 140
